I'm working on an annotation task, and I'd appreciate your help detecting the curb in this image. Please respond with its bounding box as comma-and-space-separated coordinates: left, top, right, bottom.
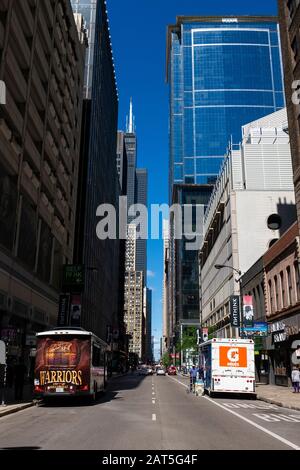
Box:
257, 395, 300, 412
0, 402, 35, 418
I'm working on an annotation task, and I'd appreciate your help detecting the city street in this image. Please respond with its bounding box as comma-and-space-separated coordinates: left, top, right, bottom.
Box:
0, 374, 299, 450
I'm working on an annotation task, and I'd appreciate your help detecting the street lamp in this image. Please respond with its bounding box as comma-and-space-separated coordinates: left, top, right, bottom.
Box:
214, 264, 243, 338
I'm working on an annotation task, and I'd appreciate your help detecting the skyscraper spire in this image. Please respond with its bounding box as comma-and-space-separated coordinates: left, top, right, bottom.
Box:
126, 97, 135, 133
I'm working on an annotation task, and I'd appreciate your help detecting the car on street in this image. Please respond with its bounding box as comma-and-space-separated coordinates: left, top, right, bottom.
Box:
156, 367, 166, 376
167, 365, 177, 375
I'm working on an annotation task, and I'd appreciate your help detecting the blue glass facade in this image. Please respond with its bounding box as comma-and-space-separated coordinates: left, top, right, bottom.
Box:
168, 18, 285, 190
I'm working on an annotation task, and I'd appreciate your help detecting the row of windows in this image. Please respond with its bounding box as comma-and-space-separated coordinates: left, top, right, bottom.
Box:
268, 263, 300, 314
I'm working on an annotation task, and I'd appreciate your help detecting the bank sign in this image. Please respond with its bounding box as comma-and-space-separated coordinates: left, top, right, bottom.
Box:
230, 296, 240, 327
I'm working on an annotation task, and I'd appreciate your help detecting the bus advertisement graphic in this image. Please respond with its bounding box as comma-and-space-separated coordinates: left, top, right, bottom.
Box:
35, 337, 90, 388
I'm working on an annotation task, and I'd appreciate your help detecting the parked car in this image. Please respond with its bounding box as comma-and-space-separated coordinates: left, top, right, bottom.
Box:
156, 367, 166, 376
167, 366, 177, 376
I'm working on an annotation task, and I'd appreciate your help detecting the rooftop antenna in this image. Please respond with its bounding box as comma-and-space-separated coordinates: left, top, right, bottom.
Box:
126, 97, 135, 133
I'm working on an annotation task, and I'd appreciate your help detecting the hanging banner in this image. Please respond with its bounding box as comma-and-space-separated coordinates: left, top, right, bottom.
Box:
69, 294, 82, 327
230, 295, 240, 327
57, 294, 70, 327
243, 295, 254, 327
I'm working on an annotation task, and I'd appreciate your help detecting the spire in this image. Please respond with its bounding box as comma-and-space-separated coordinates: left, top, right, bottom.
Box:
126, 97, 135, 133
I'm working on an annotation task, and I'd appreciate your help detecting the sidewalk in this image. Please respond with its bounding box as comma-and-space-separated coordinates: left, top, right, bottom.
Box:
0, 383, 35, 418
256, 384, 300, 411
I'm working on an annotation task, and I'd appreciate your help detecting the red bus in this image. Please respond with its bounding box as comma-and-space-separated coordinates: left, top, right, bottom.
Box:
34, 327, 108, 401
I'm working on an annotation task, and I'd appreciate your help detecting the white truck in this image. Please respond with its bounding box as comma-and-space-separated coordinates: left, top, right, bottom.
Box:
199, 338, 256, 397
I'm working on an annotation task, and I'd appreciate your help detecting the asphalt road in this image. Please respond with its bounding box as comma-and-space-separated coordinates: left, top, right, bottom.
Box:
0, 373, 299, 450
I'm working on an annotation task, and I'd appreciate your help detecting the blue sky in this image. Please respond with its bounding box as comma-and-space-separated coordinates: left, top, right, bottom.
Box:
107, 0, 278, 359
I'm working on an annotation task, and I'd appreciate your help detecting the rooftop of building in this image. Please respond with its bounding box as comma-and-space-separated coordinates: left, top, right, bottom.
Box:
166, 15, 278, 81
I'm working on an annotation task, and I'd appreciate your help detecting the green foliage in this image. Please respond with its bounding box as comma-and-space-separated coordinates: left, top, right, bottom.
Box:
161, 352, 171, 368
176, 327, 198, 355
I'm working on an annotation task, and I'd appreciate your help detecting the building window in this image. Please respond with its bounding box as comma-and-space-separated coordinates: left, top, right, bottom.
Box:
294, 262, 300, 301
268, 280, 274, 313
274, 275, 279, 311
267, 214, 282, 231
280, 271, 286, 308
287, 266, 293, 305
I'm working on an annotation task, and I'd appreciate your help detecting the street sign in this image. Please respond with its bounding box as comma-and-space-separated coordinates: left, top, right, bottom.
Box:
0, 341, 5, 365
62, 264, 85, 292
230, 295, 240, 327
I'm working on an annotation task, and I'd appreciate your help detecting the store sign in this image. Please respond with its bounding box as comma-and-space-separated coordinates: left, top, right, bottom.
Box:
269, 319, 299, 344
273, 331, 287, 343
62, 265, 85, 292
269, 321, 285, 334
230, 296, 240, 327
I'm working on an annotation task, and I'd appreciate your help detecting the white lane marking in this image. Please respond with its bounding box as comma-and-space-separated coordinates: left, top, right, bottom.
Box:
253, 413, 300, 423
167, 376, 189, 389
205, 396, 300, 450
152, 399, 156, 404
222, 402, 279, 410
152, 391, 155, 395
152, 414, 156, 421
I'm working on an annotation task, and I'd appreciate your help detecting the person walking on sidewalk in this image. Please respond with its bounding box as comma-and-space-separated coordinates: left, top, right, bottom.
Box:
291, 366, 300, 393
189, 365, 198, 393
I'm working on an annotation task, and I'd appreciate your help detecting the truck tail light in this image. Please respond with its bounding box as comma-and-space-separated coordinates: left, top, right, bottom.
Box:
79, 385, 89, 391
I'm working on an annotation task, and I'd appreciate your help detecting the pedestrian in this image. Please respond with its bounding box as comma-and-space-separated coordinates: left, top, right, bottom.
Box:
291, 366, 300, 393
14, 359, 26, 401
189, 364, 198, 393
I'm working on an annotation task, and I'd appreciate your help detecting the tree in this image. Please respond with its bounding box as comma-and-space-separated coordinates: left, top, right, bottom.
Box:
161, 352, 171, 369
175, 327, 198, 365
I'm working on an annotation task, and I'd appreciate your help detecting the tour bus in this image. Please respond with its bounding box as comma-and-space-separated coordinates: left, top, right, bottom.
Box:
199, 338, 256, 397
34, 327, 109, 400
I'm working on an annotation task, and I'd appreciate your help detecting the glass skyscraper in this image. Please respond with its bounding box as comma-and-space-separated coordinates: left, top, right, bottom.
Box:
71, 0, 97, 98
167, 16, 285, 190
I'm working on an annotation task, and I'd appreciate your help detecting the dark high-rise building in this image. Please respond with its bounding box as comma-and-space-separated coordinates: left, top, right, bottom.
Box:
116, 131, 128, 195
278, 1, 300, 236
73, 0, 119, 342
124, 99, 137, 218
0, 0, 85, 364
135, 168, 148, 277
144, 287, 152, 362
